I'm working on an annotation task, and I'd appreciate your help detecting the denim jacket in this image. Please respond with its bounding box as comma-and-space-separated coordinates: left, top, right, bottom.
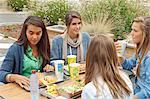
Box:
0, 43, 24, 83
122, 51, 150, 99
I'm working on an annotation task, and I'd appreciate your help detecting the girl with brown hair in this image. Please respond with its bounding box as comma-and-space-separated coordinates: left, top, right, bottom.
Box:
51, 11, 90, 63
82, 35, 133, 99
0, 16, 50, 88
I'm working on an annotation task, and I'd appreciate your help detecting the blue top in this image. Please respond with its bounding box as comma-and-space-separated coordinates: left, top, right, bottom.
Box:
0, 43, 24, 83
51, 32, 90, 63
0, 43, 48, 83
122, 51, 150, 99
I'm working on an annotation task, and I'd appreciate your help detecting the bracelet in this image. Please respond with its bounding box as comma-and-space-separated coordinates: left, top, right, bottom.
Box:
6, 74, 12, 82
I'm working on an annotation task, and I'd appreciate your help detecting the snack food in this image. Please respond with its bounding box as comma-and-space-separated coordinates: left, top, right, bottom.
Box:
47, 84, 59, 97
39, 76, 57, 86
58, 80, 84, 98
79, 64, 86, 73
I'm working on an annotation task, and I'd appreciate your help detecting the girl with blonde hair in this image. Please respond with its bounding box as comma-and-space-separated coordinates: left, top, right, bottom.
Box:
119, 16, 150, 99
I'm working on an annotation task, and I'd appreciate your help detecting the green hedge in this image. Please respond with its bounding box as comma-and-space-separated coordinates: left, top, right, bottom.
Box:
11, 0, 149, 40
8, 0, 28, 11
31, 0, 70, 25
80, 0, 149, 40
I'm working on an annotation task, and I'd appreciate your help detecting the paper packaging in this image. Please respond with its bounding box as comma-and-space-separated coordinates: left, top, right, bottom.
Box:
53, 60, 64, 81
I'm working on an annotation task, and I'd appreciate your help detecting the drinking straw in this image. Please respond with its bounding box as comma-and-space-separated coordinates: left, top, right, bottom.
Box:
69, 46, 72, 55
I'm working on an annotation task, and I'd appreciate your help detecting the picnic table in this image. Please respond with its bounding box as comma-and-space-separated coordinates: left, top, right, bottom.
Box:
0, 45, 134, 99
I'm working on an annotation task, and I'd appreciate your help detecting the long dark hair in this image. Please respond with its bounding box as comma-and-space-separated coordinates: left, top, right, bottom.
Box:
132, 16, 150, 77
17, 16, 50, 68
85, 35, 131, 99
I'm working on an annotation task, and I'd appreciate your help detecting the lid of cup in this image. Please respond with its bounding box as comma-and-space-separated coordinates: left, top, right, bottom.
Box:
53, 60, 64, 63
67, 55, 77, 58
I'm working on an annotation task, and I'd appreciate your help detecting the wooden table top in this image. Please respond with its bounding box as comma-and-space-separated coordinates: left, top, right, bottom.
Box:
0, 83, 46, 99
0, 47, 134, 99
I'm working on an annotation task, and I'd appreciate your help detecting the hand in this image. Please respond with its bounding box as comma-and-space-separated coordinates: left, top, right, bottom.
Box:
132, 65, 138, 75
11, 74, 30, 88
133, 95, 138, 99
115, 42, 124, 64
114, 41, 122, 54
43, 64, 54, 72
118, 56, 125, 64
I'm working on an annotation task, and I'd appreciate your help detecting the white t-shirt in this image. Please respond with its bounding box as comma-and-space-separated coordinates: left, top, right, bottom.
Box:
82, 70, 133, 99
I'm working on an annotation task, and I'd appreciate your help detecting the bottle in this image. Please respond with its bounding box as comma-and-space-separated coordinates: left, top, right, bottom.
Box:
30, 70, 39, 99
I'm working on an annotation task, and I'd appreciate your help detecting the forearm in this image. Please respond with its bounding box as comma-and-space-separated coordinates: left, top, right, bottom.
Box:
118, 56, 125, 65
135, 91, 146, 99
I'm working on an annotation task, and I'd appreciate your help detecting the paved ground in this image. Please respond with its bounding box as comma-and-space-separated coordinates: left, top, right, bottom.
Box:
0, 34, 16, 43
0, 12, 30, 24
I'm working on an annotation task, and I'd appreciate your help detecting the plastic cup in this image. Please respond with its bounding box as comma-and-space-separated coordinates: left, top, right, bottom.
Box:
53, 60, 64, 81
69, 63, 80, 80
117, 40, 127, 57
67, 55, 76, 64
67, 55, 76, 73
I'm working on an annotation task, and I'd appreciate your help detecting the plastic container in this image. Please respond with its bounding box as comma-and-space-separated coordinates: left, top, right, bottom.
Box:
67, 55, 77, 74
117, 40, 127, 57
30, 70, 39, 99
69, 63, 80, 80
53, 60, 64, 81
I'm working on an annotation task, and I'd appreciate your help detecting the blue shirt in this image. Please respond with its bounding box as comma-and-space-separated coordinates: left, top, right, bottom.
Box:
51, 32, 90, 63
122, 51, 150, 99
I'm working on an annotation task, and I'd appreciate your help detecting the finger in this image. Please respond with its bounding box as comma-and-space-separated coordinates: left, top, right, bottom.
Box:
44, 65, 54, 72
43, 68, 46, 72
114, 42, 119, 45
51, 67, 55, 71
49, 65, 54, 70
45, 64, 50, 68
22, 76, 30, 82
18, 75, 29, 82
19, 81, 30, 91
23, 81, 30, 87
22, 79, 30, 86
43, 65, 49, 71
18, 82, 24, 88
